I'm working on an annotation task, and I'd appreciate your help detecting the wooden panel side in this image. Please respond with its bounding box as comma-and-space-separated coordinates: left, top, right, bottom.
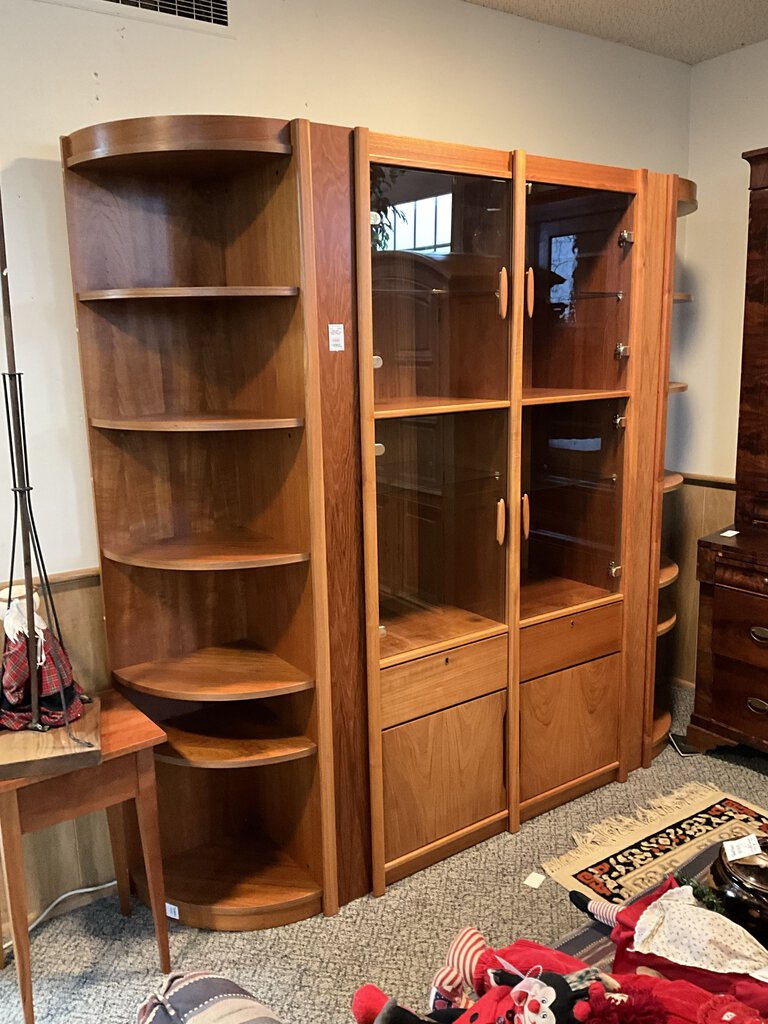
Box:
526, 155, 637, 192
368, 132, 510, 177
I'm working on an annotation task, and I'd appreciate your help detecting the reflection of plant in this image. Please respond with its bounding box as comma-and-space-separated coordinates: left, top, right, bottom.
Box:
370, 165, 405, 250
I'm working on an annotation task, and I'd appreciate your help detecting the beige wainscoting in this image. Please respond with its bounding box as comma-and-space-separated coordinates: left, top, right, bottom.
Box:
661, 476, 736, 687
0, 569, 115, 939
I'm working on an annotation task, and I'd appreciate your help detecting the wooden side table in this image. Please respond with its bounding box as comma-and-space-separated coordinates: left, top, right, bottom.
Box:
0, 689, 170, 1024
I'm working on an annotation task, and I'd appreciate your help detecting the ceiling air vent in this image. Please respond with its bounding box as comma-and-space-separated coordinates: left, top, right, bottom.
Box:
99, 0, 228, 26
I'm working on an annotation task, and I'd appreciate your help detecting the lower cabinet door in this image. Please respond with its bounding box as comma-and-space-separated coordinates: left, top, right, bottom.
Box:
382, 690, 507, 863
520, 653, 620, 803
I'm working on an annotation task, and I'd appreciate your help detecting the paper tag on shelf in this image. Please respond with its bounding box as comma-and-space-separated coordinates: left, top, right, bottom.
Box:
165, 902, 180, 920
328, 323, 345, 352
720, 529, 740, 537
523, 872, 546, 889
723, 834, 761, 862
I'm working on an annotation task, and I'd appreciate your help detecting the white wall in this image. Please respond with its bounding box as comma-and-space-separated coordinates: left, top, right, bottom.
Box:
668, 39, 768, 479
0, 0, 692, 572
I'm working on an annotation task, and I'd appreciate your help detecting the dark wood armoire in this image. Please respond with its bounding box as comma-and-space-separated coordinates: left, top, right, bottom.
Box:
688, 147, 768, 754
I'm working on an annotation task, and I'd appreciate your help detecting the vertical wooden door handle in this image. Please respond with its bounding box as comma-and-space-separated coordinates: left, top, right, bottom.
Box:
526, 267, 535, 318
521, 493, 530, 540
496, 267, 509, 319
496, 498, 506, 545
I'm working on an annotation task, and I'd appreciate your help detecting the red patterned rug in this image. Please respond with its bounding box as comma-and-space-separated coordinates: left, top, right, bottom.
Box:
543, 782, 768, 904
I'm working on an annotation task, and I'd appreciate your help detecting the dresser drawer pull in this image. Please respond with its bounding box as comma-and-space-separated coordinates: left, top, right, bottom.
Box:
749, 625, 768, 645
747, 697, 768, 715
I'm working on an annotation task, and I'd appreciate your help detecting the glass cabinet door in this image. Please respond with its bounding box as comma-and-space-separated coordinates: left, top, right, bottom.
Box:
370, 165, 511, 411
524, 184, 634, 395
375, 410, 508, 661
520, 399, 624, 621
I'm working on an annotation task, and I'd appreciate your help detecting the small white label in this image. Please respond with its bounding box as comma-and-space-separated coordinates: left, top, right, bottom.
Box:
328, 324, 345, 352
523, 872, 547, 889
165, 902, 180, 920
720, 529, 740, 538
723, 834, 761, 862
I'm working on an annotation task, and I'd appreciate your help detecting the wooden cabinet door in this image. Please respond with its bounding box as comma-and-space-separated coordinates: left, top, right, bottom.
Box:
520, 653, 620, 802
382, 690, 506, 863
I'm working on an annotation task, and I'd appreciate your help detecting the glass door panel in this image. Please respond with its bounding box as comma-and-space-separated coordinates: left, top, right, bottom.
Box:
370, 165, 511, 410
520, 399, 624, 621
524, 184, 633, 395
375, 410, 507, 661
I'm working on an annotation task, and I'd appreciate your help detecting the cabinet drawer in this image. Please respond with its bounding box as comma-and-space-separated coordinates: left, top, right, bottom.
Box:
714, 561, 768, 597
519, 603, 622, 682
713, 585, 768, 670
382, 690, 506, 862
520, 653, 620, 802
710, 656, 768, 742
380, 635, 507, 729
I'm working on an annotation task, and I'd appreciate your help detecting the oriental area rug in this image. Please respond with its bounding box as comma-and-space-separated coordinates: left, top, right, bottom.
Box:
543, 781, 768, 904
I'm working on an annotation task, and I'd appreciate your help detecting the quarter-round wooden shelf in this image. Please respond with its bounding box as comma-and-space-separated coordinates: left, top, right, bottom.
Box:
673, 293, 693, 303
677, 178, 698, 217
91, 414, 304, 432
659, 556, 679, 589
663, 470, 684, 493
133, 837, 322, 931
668, 381, 688, 394
656, 609, 678, 637
521, 387, 630, 406
114, 643, 314, 702
650, 708, 672, 760
78, 286, 298, 302
102, 530, 309, 571
62, 114, 292, 171
374, 396, 510, 418
156, 708, 317, 769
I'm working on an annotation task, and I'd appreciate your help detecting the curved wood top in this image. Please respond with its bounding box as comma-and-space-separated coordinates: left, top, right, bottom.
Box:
657, 609, 678, 637
156, 707, 317, 769
663, 470, 684, 493
677, 178, 698, 217
668, 380, 689, 394
78, 286, 298, 302
659, 555, 680, 589
91, 414, 304, 432
114, 643, 314, 702
103, 529, 309, 571
62, 115, 291, 170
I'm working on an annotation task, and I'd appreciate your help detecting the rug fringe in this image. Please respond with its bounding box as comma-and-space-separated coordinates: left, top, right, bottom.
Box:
542, 782, 722, 876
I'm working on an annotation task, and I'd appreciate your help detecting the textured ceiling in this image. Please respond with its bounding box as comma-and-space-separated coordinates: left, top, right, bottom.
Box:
458, 0, 768, 64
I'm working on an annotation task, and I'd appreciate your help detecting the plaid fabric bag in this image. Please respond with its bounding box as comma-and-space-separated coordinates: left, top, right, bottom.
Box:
137, 972, 282, 1024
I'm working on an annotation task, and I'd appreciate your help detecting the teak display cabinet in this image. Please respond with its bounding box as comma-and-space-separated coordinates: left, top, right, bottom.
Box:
356, 133, 688, 892
62, 115, 338, 929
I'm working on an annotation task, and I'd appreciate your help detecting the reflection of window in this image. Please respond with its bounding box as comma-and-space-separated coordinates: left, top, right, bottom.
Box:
550, 234, 577, 321
382, 194, 452, 252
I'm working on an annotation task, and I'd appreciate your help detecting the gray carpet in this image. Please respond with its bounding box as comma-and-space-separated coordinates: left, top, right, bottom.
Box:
2, 689, 766, 1024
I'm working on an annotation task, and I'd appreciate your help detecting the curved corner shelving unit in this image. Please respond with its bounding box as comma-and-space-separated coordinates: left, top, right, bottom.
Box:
63, 113, 337, 931
656, 607, 677, 637
663, 470, 684, 494
677, 178, 698, 217
659, 555, 679, 589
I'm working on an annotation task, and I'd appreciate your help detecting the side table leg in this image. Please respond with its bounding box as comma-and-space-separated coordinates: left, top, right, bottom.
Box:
105, 802, 132, 916
134, 750, 171, 973
0, 791, 34, 1024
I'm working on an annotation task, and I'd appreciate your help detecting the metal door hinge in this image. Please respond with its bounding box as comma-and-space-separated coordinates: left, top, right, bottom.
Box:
526, 182, 533, 195
618, 229, 634, 247
374, 442, 386, 457
613, 413, 627, 429
614, 342, 630, 360
608, 561, 622, 579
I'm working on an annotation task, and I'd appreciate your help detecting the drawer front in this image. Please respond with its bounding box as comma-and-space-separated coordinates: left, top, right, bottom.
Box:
382, 690, 507, 862
713, 585, 768, 670
519, 603, 622, 682
380, 635, 507, 729
710, 656, 768, 741
520, 653, 620, 802
714, 561, 768, 597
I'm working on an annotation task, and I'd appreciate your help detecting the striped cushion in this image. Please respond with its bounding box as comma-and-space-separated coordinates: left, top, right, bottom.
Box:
136, 972, 281, 1024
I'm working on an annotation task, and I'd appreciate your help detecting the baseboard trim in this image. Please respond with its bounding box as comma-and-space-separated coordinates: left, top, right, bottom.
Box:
682, 474, 736, 491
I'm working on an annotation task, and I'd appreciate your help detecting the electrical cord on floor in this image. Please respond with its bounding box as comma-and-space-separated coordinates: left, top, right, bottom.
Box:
2, 880, 117, 955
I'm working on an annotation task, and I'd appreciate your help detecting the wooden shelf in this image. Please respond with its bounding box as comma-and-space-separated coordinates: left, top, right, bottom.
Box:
378, 598, 506, 667
102, 529, 309, 571
668, 381, 688, 394
521, 387, 630, 406
658, 555, 679, 589
156, 707, 316, 768
374, 396, 510, 419
114, 642, 314, 702
78, 286, 298, 302
91, 413, 304, 432
650, 707, 672, 760
520, 574, 618, 625
133, 837, 321, 931
656, 608, 677, 636
673, 293, 693, 303
677, 178, 698, 217
663, 470, 684, 493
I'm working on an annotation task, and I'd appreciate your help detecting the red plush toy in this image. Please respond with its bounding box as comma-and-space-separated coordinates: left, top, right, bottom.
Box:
573, 981, 667, 1024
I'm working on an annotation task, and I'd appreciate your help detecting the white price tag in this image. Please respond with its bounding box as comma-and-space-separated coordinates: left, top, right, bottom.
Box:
720, 529, 740, 538
523, 872, 546, 889
165, 902, 180, 920
328, 323, 345, 352
723, 834, 761, 862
